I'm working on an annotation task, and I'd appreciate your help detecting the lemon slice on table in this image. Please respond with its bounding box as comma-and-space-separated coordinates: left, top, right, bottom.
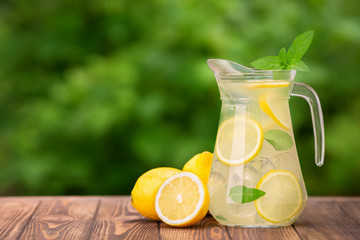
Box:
259, 93, 290, 130
215, 116, 263, 166
255, 170, 302, 223
155, 172, 209, 227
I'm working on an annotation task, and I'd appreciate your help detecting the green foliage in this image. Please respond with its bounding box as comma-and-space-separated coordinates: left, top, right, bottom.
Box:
0, 0, 359, 195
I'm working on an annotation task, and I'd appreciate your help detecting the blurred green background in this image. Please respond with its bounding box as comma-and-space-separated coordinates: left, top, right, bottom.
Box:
0, 0, 359, 196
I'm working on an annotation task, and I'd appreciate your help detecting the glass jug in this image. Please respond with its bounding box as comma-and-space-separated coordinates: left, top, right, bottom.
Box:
207, 59, 325, 227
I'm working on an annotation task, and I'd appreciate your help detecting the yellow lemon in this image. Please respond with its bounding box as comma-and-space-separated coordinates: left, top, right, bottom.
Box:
215, 116, 263, 166
183, 151, 213, 184
155, 171, 210, 227
131, 167, 181, 220
255, 170, 302, 223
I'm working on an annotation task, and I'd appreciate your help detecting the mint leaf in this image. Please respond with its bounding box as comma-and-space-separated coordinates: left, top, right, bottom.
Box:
287, 58, 310, 71
278, 47, 287, 67
287, 30, 314, 61
216, 215, 227, 221
251, 30, 313, 71
250, 56, 282, 70
264, 129, 294, 151
229, 185, 265, 204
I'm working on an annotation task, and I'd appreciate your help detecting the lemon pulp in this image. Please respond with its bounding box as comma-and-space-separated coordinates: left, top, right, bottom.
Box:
155, 172, 209, 227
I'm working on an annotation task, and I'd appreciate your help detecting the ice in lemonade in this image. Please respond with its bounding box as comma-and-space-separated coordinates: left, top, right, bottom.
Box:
208, 80, 308, 227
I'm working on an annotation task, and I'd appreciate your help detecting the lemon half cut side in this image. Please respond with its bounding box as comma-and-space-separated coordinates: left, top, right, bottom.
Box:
155, 171, 209, 227
215, 116, 263, 166
255, 170, 302, 223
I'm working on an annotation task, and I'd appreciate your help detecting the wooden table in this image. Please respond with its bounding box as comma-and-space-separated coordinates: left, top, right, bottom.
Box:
0, 196, 359, 240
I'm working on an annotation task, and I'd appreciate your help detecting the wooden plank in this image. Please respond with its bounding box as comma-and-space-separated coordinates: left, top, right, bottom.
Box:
337, 199, 360, 238
293, 198, 360, 240
0, 198, 40, 240
89, 196, 159, 240
227, 225, 301, 240
18, 197, 99, 240
159, 216, 230, 240
311, 196, 360, 202
0, 196, 357, 240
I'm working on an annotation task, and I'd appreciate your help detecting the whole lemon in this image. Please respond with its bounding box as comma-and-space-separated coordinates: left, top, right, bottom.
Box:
182, 151, 213, 184
131, 167, 181, 220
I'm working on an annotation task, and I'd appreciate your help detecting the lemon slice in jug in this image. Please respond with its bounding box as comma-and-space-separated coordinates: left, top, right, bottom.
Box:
215, 116, 263, 166
247, 81, 290, 89
255, 170, 302, 223
259, 93, 290, 130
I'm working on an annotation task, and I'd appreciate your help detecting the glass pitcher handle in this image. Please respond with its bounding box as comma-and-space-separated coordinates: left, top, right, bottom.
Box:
291, 82, 325, 167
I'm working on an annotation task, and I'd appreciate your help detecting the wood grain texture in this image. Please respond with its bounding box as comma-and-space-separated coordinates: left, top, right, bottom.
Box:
336, 199, 360, 223
337, 200, 360, 238
89, 196, 159, 240
0, 196, 358, 240
18, 197, 99, 240
227, 225, 301, 240
0, 198, 40, 240
293, 199, 360, 240
160, 215, 230, 240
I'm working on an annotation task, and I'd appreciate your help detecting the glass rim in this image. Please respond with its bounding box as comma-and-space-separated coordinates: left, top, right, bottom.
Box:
215, 70, 296, 80
207, 58, 297, 80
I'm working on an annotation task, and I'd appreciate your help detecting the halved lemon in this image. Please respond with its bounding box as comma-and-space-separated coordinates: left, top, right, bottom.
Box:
259, 94, 290, 130
255, 170, 302, 223
215, 116, 263, 166
155, 172, 209, 227
131, 167, 181, 220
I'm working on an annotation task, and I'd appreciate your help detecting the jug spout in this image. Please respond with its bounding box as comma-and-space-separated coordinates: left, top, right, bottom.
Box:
207, 59, 254, 77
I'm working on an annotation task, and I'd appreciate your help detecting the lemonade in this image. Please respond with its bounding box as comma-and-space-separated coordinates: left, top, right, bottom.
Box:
207, 80, 308, 227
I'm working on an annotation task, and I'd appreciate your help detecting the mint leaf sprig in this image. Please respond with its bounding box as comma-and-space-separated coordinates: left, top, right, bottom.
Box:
264, 129, 294, 151
229, 185, 265, 204
251, 30, 314, 71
